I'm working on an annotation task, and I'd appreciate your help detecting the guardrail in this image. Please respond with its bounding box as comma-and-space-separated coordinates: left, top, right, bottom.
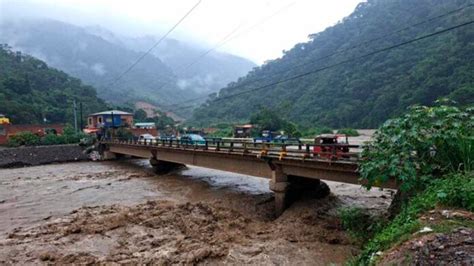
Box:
103, 137, 361, 162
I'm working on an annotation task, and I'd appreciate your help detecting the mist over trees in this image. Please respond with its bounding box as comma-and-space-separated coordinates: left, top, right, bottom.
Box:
0, 19, 256, 114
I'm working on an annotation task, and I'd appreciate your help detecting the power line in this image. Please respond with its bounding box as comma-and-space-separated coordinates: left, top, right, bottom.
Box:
155, 0, 297, 93
105, 0, 202, 88
215, 1, 297, 50
162, 3, 474, 110
167, 19, 474, 113
153, 22, 244, 92
179, 23, 244, 71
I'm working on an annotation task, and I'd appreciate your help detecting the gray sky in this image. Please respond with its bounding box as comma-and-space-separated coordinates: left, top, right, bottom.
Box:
0, 0, 363, 64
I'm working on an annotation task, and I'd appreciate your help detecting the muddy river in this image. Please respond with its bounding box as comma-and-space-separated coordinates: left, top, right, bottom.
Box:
0, 159, 393, 264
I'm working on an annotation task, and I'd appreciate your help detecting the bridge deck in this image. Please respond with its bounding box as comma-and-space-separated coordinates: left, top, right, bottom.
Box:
101, 140, 397, 189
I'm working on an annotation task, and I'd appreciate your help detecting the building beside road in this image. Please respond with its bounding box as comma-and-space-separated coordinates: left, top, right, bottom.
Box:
86, 110, 133, 132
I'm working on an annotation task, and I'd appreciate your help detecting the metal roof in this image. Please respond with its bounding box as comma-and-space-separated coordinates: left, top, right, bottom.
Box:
90, 110, 132, 116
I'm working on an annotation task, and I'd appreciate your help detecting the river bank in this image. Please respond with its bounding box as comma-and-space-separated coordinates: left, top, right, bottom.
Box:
0, 160, 393, 264
0, 144, 88, 168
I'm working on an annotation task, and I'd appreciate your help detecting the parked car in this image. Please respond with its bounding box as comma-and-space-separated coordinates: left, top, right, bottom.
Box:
138, 133, 157, 144
253, 130, 277, 143
180, 134, 206, 145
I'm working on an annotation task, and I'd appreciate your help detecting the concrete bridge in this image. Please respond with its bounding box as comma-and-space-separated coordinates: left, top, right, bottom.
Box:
100, 139, 397, 215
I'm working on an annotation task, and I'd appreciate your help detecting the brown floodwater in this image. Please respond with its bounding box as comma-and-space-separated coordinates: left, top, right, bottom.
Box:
0, 157, 393, 264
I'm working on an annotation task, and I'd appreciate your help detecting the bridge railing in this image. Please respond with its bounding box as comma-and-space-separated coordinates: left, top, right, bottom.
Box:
105, 137, 361, 162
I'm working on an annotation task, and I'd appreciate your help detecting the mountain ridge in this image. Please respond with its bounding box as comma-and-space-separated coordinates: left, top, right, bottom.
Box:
0, 18, 256, 111
0, 44, 108, 124
191, 0, 474, 128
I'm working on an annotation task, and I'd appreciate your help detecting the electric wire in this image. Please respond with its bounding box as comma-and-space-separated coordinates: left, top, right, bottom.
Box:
161, 3, 474, 110
105, 0, 202, 88
154, 1, 297, 94
165, 19, 474, 113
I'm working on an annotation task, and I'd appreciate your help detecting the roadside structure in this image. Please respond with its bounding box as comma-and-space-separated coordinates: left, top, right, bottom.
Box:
85, 110, 133, 133
234, 124, 254, 138
0, 114, 10, 125
0, 124, 64, 145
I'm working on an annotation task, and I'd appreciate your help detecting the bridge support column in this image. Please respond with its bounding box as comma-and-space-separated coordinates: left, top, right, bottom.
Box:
150, 158, 185, 174
269, 165, 289, 216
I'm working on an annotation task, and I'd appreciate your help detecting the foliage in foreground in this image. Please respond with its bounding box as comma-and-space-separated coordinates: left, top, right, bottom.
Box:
351, 103, 474, 265
355, 172, 474, 265
360, 103, 474, 193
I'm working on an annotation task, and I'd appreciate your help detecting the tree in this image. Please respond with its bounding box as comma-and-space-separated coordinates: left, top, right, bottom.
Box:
133, 109, 147, 122
250, 108, 285, 132
360, 103, 474, 193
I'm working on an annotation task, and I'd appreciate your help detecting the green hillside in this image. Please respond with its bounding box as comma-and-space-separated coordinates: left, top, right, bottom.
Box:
0, 44, 108, 124
191, 0, 474, 128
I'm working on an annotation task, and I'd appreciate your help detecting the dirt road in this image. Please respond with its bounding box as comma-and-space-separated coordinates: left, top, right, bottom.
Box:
0, 159, 393, 264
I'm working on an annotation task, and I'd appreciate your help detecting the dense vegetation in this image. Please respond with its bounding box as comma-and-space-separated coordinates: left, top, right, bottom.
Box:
7, 126, 87, 147
348, 103, 474, 264
192, 0, 474, 128
360, 102, 473, 193
0, 45, 108, 124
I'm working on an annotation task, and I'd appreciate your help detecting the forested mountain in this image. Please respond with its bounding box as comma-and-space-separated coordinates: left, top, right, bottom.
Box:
0, 19, 256, 108
0, 45, 108, 124
191, 0, 474, 128
0, 19, 191, 106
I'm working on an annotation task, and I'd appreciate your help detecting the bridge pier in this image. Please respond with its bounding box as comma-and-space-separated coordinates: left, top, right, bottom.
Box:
269, 165, 289, 216
150, 158, 185, 174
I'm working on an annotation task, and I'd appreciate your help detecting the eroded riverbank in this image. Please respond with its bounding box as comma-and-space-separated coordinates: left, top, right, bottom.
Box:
0, 160, 393, 264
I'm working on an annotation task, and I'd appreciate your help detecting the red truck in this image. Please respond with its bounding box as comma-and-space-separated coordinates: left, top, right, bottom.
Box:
313, 134, 350, 160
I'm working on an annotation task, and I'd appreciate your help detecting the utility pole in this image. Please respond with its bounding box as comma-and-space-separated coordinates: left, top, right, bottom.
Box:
73, 99, 78, 133
79, 102, 83, 131
111, 111, 115, 140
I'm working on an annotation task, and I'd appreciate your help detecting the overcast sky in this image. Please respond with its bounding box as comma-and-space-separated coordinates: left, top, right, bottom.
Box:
0, 0, 363, 64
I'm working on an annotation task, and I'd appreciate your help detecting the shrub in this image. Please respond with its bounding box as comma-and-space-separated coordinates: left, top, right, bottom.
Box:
337, 128, 360, 136
357, 172, 474, 264
7, 131, 41, 146
338, 207, 382, 242
41, 133, 65, 145
360, 103, 474, 193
